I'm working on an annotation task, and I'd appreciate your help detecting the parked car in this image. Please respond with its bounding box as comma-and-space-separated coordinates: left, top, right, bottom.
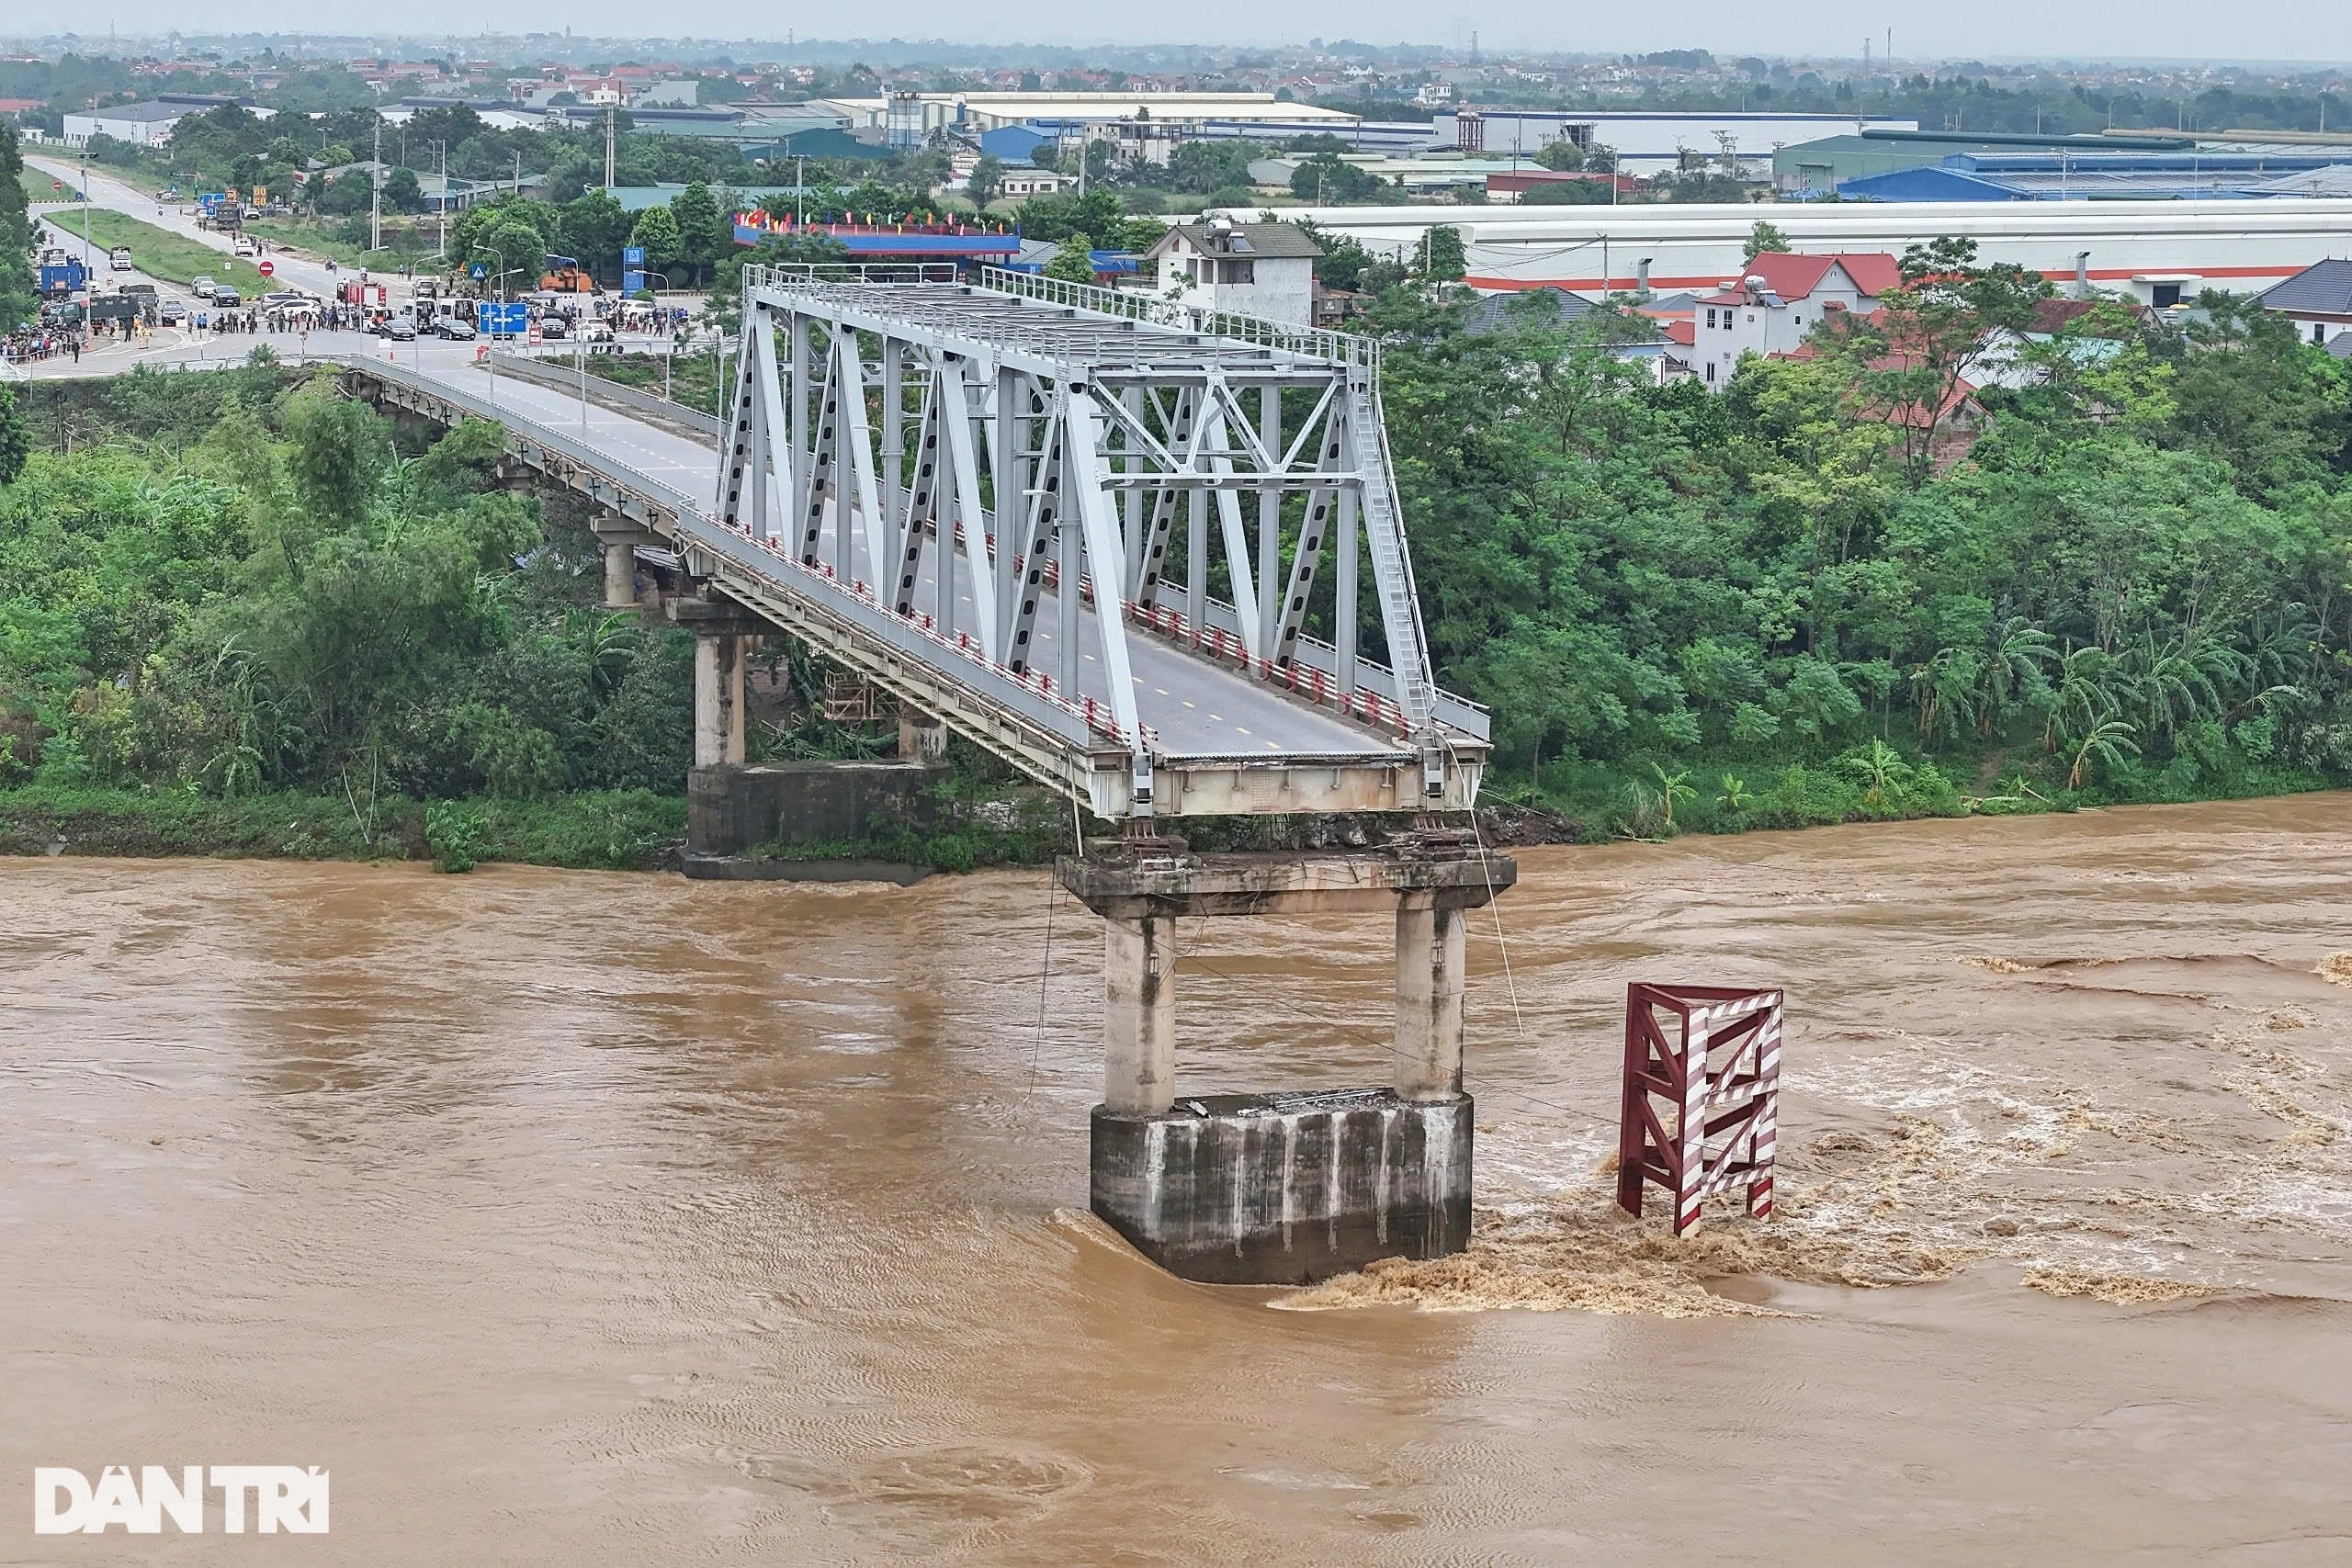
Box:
158, 299, 187, 325
211, 286, 242, 307
576, 319, 615, 343
537, 315, 569, 340
385, 319, 418, 342
435, 317, 477, 340
190, 276, 215, 299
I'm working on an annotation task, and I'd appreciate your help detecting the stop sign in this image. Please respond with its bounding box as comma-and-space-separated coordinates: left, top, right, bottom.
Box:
258, 259, 275, 277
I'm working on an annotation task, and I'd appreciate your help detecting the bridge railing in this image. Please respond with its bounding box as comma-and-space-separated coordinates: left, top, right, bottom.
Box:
969, 266, 1379, 374
741, 261, 964, 287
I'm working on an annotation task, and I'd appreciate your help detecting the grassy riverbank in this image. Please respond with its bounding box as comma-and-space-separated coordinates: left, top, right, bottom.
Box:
1506, 737, 2341, 843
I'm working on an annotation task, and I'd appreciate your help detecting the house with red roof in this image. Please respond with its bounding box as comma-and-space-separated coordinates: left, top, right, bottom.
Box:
1690, 251, 1901, 389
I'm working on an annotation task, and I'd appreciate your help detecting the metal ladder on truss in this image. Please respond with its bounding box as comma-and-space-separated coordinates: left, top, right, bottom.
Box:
1341, 378, 1440, 754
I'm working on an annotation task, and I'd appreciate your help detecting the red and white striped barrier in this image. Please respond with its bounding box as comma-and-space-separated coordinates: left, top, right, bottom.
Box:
1614, 983, 1783, 1235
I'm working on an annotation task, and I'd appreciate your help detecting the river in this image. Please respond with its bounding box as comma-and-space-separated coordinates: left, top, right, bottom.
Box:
5, 795, 2349, 1564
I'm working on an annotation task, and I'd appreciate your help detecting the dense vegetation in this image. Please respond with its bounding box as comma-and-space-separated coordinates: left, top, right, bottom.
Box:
1374, 249, 2352, 835
0, 364, 697, 866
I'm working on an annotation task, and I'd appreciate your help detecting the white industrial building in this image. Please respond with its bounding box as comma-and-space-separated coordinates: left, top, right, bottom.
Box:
1432, 110, 1917, 179
820, 91, 1362, 138
62, 95, 269, 148
1260, 197, 2352, 300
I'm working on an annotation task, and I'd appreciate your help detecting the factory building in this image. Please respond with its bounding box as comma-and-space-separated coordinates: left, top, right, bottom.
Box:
1431, 110, 1917, 178
1836, 148, 2352, 202
1262, 197, 2352, 300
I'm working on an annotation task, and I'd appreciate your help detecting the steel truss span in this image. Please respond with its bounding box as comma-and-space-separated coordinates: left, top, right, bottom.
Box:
701, 265, 1488, 819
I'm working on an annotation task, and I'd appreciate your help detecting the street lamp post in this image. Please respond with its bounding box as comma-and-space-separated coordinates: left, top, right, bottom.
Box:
481, 245, 504, 412
639, 270, 673, 398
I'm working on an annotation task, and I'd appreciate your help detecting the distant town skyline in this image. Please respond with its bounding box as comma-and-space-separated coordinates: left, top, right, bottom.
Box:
6, 7, 2351, 67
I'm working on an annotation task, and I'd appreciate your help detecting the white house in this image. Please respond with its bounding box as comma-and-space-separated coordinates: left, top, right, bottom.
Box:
999, 170, 1076, 197
1690, 251, 1901, 389
1147, 219, 1322, 328
2257, 258, 2352, 347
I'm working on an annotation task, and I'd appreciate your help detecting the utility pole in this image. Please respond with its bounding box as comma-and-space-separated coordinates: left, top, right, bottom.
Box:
605, 102, 615, 191
370, 121, 382, 254
79, 151, 92, 349
437, 140, 447, 258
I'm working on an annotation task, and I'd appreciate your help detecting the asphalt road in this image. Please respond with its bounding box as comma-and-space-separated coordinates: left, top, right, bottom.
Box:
28, 153, 375, 305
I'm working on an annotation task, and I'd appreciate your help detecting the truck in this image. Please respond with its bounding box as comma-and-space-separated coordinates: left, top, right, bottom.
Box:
85, 292, 151, 326
537, 255, 597, 294
36, 247, 89, 299
108, 244, 134, 271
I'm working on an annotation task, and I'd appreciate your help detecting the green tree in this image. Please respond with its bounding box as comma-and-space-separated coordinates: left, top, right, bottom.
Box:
1532, 139, 1584, 172
383, 166, 423, 214
1521, 180, 1614, 206
1290, 152, 1382, 204
1811, 235, 2049, 488
0, 384, 26, 487
668, 180, 732, 285
1744, 220, 1791, 262
967, 154, 1005, 206
1165, 140, 1258, 194
480, 218, 549, 294
557, 189, 633, 282
628, 205, 682, 271
1043, 233, 1097, 286
0, 122, 37, 330
1419, 224, 1465, 283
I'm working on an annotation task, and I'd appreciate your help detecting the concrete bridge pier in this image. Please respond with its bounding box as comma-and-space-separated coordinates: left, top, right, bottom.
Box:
897, 705, 950, 763
1060, 839, 1516, 1285
674, 594, 949, 878
591, 515, 661, 612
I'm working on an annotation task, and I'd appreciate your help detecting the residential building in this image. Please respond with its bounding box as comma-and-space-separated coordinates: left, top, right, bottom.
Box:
998, 170, 1074, 197
1690, 251, 1900, 389
2257, 257, 2352, 346
1147, 220, 1322, 327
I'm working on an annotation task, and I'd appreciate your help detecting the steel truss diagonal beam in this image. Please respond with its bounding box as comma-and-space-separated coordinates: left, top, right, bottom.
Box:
701, 269, 1492, 818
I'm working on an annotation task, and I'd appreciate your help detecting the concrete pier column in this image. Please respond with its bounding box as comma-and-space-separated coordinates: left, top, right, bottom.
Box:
897, 705, 949, 762
1102, 914, 1176, 1115
591, 515, 660, 612
1393, 893, 1468, 1102
603, 541, 638, 609
692, 632, 747, 769
1066, 844, 1514, 1284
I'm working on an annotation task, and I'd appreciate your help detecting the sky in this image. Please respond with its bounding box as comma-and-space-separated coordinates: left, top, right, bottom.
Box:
26, 2, 2352, 65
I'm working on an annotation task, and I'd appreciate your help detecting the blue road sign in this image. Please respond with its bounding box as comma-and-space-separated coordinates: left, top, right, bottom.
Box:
622, 246, 645, 268
469, 263, 487, 280
475, 300, 527, 338
622, 269, 645, 294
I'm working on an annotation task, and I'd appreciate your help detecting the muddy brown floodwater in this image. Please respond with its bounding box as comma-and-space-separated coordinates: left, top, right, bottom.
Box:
5, 796, 2351, 1565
